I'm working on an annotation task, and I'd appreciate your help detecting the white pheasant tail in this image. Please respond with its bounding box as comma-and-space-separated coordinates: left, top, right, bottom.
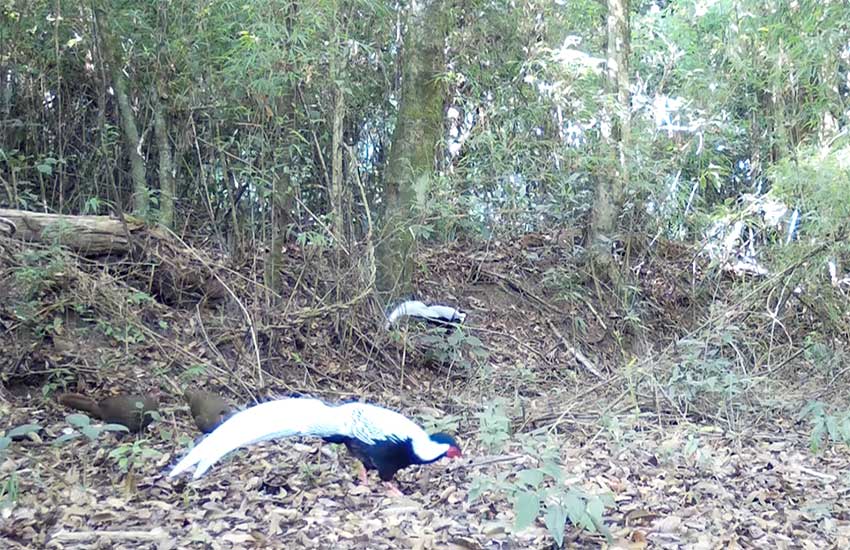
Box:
384, 300, 466, 330
168, 397, 451, 479
168, 398, 338, 479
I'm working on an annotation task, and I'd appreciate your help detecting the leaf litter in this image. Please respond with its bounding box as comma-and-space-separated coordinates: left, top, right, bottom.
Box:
2, 240, 849, 547
1, 407, 849, 549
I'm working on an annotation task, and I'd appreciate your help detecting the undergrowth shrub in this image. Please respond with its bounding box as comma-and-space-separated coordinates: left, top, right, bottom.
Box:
664, 325, 748, 414
798, 401, 850, 452
471, 400, 611, 547
13, 245, 67, 299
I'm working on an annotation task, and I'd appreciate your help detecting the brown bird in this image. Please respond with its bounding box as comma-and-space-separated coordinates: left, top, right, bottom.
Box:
184, 389, 233, 433
58, 392, 159, 433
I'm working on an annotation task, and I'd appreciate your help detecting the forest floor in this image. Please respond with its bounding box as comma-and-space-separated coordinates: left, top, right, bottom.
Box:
2, 236, 849, 549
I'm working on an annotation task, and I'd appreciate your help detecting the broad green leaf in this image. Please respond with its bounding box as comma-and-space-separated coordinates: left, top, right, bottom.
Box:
825, 416, 838, 440
564, 491, 586, 526
8, 424, 42, 438
465, 335, 483, 347
66, 414, 91, 427
516, 468, 544, 489
514, 491, 540, 531
541, 461, 563, 481
53, 433, 80, 445
81, 426, 101, 440
544, 503, 567, 547
586, 496, 606, 531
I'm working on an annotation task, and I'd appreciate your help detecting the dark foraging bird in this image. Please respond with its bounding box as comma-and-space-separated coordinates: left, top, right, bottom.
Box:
168, 397, 461, 493
184, 389, 234, 433
57, 392, 159, 433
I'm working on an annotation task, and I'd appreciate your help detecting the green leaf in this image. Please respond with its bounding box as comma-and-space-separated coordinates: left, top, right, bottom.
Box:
36, 163, 53, 175
81, 426, 101, 440
514, 491, 540, 531
53, 433, 80, 445
564, 491, 586, 526
516, 468, 544, 489
66, 414, 91, 427
825, 415, 838, 441
103, 423, 130, 433
0, 436, 10, 451
141, 448, 161, 459
586, 496, 606, 531
7, 424, 42, 438
465, 335, 483, 347
108, 446, 126, 459
541, 461, 563, 482
544, 503, 567, 547
468, 477, 489, 502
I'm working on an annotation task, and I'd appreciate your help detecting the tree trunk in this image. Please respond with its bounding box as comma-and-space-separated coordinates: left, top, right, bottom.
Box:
152, 89, 175, 228
263, 3, 299, 297
331, 84, 345, 248
96, 8, 149, 217
376, 0, 447, 298
590, 0, 630, 279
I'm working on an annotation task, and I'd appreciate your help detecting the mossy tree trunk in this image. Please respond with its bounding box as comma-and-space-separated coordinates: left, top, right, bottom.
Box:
152, 87, 175, 229
95, 6, 149, 217
590, 0, 630, 283
376, 0, 447, 298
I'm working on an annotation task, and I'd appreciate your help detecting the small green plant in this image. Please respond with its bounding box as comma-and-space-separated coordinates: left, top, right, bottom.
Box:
127, 291, 155, 306
109, 440, 162, 473
82, 196, 113, 215
53, 414, 130, 444
13, 246, 67, 298
420, 412, 461, 435
798, 401, 850, 452
665, 330, 746, 411
295, 230, 330, 248
476, 398, 511, 453
420, 328, 490, 372
541, 266, 586, 303
0, 471, 19, 509
179, 363, 210, 383
0, 423, 43, 459
97, 320, 145, 344
803, 336, 841, 375
469, 434, 612, 547
298, 461, 320, 483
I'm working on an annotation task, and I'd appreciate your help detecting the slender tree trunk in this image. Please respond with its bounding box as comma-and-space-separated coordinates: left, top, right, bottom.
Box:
377, 0, 447, 297
264, 3, 299, 297
96, 8, 149, 217
331, 85, 345, 247
152, 88, 175, 228
609, 0, 630, 203
590, 0, 630, 279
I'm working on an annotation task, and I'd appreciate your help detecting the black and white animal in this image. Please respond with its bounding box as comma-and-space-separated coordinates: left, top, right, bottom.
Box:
384, 300, 466, 331
168, 397, 461, 493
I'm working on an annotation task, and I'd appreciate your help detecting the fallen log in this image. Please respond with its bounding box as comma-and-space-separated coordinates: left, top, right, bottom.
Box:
0, 208, 230, 306
0, 208, 143, 255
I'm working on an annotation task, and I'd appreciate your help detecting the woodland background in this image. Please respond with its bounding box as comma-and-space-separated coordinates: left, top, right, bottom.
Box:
2, 0, 850, 548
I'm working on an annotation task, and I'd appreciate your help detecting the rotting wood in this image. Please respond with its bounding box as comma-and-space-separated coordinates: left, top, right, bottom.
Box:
0, 208, 144, 254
